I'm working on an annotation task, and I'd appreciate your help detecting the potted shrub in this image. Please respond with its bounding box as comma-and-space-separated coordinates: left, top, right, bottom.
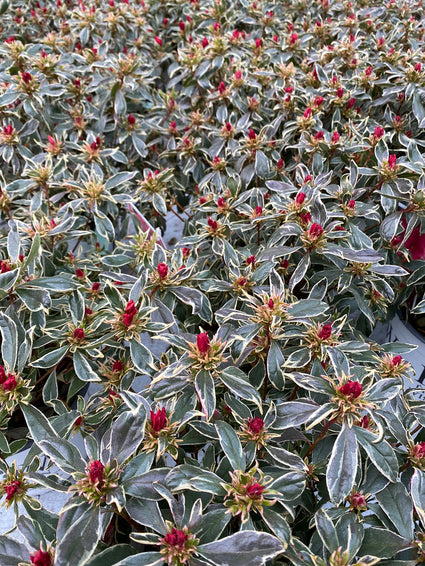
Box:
1, 0, 425, 565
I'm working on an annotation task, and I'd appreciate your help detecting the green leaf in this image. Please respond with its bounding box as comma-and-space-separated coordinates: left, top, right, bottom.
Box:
125, 498, 167, 535
194, 370, 216, 420
412, 469, 425, 529
31, 346, 68, 369
123, 469, 169, 499
115, 552, 163, 566
267, 341, 285, 389
16, 286, 51, 311
327, 423, 358, 505
359, 528, 411, 559
219, 366, 262, 409
130, 339, 155, 373
261, 507, 290, 547
375, 483, 413, 540
0, 313, 18, 371
84, 545, 136, 566
274, 401, 319, 429
39, 437, 86, 474
354, 427, 398, 482
105, 171, 137, 191
215, 420, 246, 471
21, 404, 58, 444
315, 509, 339, 553
0, 536, 28, 566
197, 531, 283, 565
73, 350, 102, 382
0, 267, 19, 292
55, 506, 103, 566
104, 404, 147, 464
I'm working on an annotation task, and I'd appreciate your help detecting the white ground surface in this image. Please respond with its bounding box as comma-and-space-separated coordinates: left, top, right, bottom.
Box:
0, 209, 185, 536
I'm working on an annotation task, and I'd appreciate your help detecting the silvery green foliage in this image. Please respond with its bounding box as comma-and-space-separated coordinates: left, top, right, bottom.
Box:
0, 0, 425, 564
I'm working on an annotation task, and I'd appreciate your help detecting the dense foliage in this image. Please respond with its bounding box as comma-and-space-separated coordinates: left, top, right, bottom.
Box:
1, 0, 425, 564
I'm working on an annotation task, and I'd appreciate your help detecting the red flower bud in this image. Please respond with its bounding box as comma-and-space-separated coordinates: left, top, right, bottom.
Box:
0, 365, 6, 384
157, 263, 168, 279
247, 417, 264, 434
89, 460, 104, 484
268, 298, 274, 309
391, 355, 403, 367
295, 191, 306, 205
150, 407, 167, 432
91, 282, 101, 292
246, 482, 265, 497
202, 37, 209, 48
303, 107, 312, 119
127, 114, 136, 125
30, 550, 53, 566
164, 528, 188, 548
254, 205, 263, 216
336, 87, 344, 98
182, 247, 191, 258
339, 380, 362, 399
246, 255, 256, 265
154, 36, 163, 46
280, 259, 289, 269
314, 95, 324, 106
21, 71, 32, 84
4, 480, 21, 501
346, 97, 356, 109
331, 131, 340, 143
308, 223, 324, 240
197, 332, 210, 354
75, 268, 85, 279
315, 131, 324, 140
218, 81, 226, 94
318, 323, 332, 340
112, 360, 124, 372
347, 199, 355, 209
373, 126, 384, 138
289, 32, 298, 44
388, 154, 397, 169
74, 416, 83, 428
276, 158, 284, 170
73, 328, 85, 342
349, 492, 367, 511
248, 128, 257, 140
207, 217, 218, 230
178, 21, 185, 31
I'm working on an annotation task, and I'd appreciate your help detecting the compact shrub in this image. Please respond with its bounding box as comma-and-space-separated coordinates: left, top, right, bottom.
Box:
1, 0, 425, 564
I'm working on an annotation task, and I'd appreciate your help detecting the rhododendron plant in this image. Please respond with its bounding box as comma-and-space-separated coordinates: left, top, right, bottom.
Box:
0, 0, 425, 564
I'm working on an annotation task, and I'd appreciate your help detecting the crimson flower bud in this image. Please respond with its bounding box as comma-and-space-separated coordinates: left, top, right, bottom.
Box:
112, 360, 124, 372
247, 417, 264, 434
74, 416, 83, 428
218, 81, 226, 94
318, 323, 332, 339
268, 298, 274, 309
2, 374, 17, 391
303, 107, 312, 119
246, 255, 256, 265
295, 191, 306, 205
157, 263, 168, 279
276, 158, 284, 170
89, 460, 104, 484
217, 197, 226, 208
314, 95, 324, 106
339, 380, 362, 399
331, 131, 340, 143
75, 268, 84, 279
255, 38, 262, 48
391, 355, 403, 367
202, 37, 209, 48
280, 259, 289, 269
290, 32, 298, 44
248, 128, 257, 140
207, 217, 218, 230
388, 154, 397, 169
373, 126, 384, 138
164, 528, 188, 547
150, 407, 167, 432
300, 211, 312, 224
246, 483, 264, 497
127, 114, 136, 124
315, 131, 324, 140
197, 332, 210, 354
91, 282, 101, 291
21, 71, 32, 84
73, 328, 85, 342
154, 36, 163, 46
336, 87, 344, 98
4, 480, 21, 501
349, 492, 367, 511
182, 247, 191, 258
365, 66, 372, 76
199, 197, 207, 204
347, 199, 355, 209
415, 62, 422, 72
0, 365, 6, 384
308, 223, 324, 240
254, 205, 263, 216
178, 21, 185, 31
346, 97, 356, 109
